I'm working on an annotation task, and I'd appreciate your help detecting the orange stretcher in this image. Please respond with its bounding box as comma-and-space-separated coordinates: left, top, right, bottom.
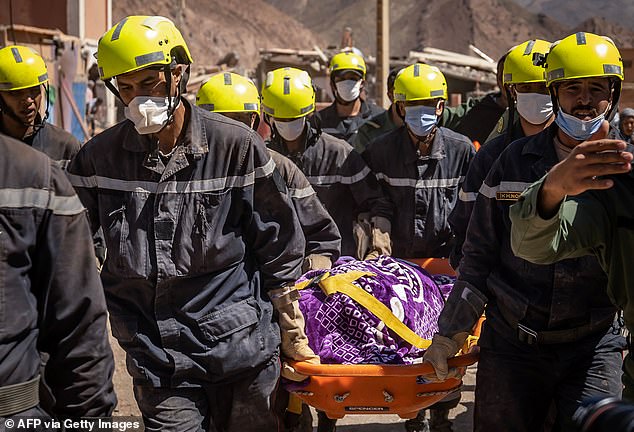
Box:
409, 257, 456, 277
288, 258, 481, 420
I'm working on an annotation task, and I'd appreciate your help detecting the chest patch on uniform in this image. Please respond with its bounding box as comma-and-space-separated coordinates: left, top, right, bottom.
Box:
495, 191, 522, 201
496, 116, 504, 133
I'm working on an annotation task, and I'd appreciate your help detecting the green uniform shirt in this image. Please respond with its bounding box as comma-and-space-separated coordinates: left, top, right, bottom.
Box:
509, 173, 634, 398
485, 108, 523, 143
353, 108, 397, 153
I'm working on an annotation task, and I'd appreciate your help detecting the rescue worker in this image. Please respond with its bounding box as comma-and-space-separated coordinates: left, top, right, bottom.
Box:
196, 71, 341, 273
196, 71, 340, 432
425, 33, 626, 431
0, 46, 106, 265
0, 44, 108, 405
262, 67, 392, 260
314, 51, 384, 144
362, 63, 475, 259
450, 52, 509, 145
449, 39, 554, 269
68, 16, 313, 431
508, 35, 634, 403
353, 67, 404, 153
0, 133, 116, 423
619, 107, 634, 143
0, 45, 80, 169
195, 72, 261, 129
362, 63, 474, 432
354, 65, 497, 155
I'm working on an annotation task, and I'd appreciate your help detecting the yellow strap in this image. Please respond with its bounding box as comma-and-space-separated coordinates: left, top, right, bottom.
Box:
294, 276, 319, 291
295, 271, 432, 349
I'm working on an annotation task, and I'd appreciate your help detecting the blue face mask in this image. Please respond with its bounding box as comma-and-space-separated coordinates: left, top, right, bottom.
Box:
555, 107, 606, 141
404, 105, 438, 137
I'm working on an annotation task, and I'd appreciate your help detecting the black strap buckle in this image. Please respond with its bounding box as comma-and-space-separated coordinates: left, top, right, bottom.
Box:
517, 323, 538, 345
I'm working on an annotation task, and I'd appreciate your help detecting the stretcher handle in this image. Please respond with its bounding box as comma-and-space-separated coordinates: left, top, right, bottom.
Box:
288, 346, 479, 377
404, 258, 456, 277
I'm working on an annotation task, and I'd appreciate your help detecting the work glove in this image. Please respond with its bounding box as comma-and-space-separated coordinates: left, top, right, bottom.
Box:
422, 332, 469, 381
353, 212, 372, 259
302, 254, 332, 273
270, 285, 321, 381
364, 216, 392, 260
281, 357, 320, 382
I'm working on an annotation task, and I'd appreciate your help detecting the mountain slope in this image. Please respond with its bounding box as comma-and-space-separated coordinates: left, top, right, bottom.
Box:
572, 17, 634, 49
112, 0, 325, 69
512, 0, 634, 29
263, 0, 566, 60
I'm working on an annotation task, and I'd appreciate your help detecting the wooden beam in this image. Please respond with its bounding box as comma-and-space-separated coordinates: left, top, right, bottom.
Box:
376, 0, 390, 109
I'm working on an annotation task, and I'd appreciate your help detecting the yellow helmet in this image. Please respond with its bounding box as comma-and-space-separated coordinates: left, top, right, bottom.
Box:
97, 15, 193, 80
544, 32, 623, 87
261, 67, 315, 119
329, 52, 366, 78
393, 63, 447, 102
0, 45, 48, 91
196, 72, 260, 113
503, 39, 551, 85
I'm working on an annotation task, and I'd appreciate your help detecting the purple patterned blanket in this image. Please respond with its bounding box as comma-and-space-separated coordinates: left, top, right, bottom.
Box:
298, 256, 454, 365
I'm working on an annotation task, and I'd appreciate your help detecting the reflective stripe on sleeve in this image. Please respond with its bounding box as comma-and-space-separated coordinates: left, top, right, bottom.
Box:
306, 166, 371, 186
0, 188, 85, 215
458, 188, 478, 202
289, 185, 315, 199
254, 157, 276, 179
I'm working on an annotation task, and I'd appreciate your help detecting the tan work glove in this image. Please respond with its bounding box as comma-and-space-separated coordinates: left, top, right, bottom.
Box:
364, 216, 392, 260
270, 285, 321, 381
353, 212, 372, 259
281, 357, 320, 382
422, 332, 469, 381
302, 254, 333, 273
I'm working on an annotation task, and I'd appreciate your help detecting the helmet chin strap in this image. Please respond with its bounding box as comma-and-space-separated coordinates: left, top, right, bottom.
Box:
0, 83, 49, 134
251, 113, 260, 131
263, 113, 282, 142
40, 84, 50, 126
504, 85, 516, 145
162, 64, 183, 128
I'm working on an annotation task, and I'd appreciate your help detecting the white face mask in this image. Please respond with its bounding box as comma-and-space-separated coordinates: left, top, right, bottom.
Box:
335, 79, 362, 102
555, 106, 608, 142
124, 96, 179, 134
274, 117, 306, 141
515, 92, 553, 125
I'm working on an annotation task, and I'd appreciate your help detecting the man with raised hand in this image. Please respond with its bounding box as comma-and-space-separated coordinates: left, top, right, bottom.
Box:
427, 33, 626, 431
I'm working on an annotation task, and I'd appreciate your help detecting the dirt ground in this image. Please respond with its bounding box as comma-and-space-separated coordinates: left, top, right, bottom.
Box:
109, 332, 140, 418
109, 330, 476, 430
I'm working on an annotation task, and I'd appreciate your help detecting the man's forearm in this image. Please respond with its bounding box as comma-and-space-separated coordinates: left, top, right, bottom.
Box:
537, 175, 566, 219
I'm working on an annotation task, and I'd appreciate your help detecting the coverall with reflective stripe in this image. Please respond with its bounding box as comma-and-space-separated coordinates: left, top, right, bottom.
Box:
268, 127, 390, 257
268, 149, 341, 263
362, 125, 475, 258
68, 100, 305, 388
444, 124, 623, 431
0, 134, 115, 418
